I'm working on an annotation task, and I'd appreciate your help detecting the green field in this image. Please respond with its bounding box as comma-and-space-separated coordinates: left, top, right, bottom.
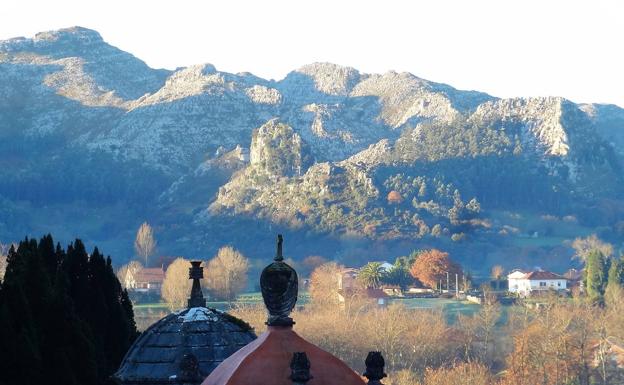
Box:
390, 297, 481, 322
134, 294, 481, 330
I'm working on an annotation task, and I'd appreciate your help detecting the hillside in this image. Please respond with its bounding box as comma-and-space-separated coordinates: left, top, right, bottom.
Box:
1, 27, 623, 272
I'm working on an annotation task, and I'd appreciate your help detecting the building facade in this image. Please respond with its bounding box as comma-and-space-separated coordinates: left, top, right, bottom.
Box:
508, 270, 567, 296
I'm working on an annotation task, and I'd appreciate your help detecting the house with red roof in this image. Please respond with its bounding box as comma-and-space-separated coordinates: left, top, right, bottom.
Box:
507, 269, 567, 296
132, 267, 165, 293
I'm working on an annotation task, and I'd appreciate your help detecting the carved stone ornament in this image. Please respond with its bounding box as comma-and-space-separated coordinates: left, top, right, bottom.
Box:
260, 234, 298, 326
290, 352, 313, 385
363, 351, 387, 385
188, 260, 206, 308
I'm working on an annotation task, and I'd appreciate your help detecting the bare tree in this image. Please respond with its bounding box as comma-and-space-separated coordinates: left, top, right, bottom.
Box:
116, 260, 144, 289
571, 234, 613, 263
491, 265, 504, 280
205, 246, 249, 302
491, 265, 505, 290
161, 257, 193, 309
309, 262, 343, 309
134, 222, 156, 266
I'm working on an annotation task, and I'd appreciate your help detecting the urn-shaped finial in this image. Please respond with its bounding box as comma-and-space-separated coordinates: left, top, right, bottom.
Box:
260, 234, 298, 326
363, 351, 387, 385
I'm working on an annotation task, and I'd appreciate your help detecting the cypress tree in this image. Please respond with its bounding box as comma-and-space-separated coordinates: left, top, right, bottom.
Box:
605, 256, 624, 298
0, 235, 138, 385
585, 250, 609, 304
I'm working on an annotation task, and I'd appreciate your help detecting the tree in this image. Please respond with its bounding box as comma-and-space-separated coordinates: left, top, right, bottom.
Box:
572, 234, 613, 263
465, 198, 481, 214
116, 260, 144, 289
605, 256, 624, 301
0, 235, 137, 385
301, 255, 328, 277
205, 246, 249, 302
491, 265, 504, 290
0, 242, 12, 282
491, 265, 504, 280
585, 250, 609, 304
387, 190, 403, 204
134, 222, 156, 266
358, 262, 386, 289
385, 264, 413, 290
309, 262, 343, 308
161, 257, 193, 309
410, 249, 462, 289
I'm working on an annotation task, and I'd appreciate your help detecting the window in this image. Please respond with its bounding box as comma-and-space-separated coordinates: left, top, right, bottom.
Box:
539, 282, 546, 287
557, 282, 561, 287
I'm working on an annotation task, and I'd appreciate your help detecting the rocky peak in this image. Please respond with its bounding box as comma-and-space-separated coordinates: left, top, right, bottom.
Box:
472, 97, 571, 156
1, 26, 169, 101
292, 62, 360, 96
33, 26, 104, 46
0, 26, 103, 53
351, 71, 460, 127
277, 62, 360, 105
250, 119, 307, 176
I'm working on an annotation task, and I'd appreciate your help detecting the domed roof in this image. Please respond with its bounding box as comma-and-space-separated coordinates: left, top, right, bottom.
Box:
114, 262, 256, 384
201, 235, 370, 385
203, 325, 365, 385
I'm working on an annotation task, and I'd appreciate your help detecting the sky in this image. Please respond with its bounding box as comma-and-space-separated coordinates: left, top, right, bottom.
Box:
2, 0, 623, 106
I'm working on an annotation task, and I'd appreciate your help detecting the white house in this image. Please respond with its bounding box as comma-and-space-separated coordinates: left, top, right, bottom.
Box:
379, 262, 394, 272
508, 270, 567, 296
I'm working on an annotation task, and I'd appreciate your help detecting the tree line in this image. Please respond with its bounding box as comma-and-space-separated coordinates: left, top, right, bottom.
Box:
117, 245, 250, 309
0, 235, 138, 385
357, 249, 465, 291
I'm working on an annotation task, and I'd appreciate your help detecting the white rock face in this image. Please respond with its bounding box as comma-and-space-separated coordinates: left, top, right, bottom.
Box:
250, 119, 305, 176
291, 62, 361, 96
245, 85, 282, 105
472, 97, 570, 156
1, 26, 621, 187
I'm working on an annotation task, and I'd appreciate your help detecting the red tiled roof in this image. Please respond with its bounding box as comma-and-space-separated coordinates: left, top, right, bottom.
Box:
202, 326, 366, 385
365, 288, 388, 299
136, 267, 165, 283
524, 271, 566, 280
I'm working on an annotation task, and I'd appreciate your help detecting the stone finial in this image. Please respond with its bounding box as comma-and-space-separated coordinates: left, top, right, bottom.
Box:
290, 352, 312, 385
276, 234, 284, 261
363, 351, 386, 385
187, 261, 206, 308
260, 234, 298, 326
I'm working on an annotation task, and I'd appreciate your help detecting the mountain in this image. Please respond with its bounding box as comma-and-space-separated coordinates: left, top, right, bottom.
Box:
1, 27, 622, 272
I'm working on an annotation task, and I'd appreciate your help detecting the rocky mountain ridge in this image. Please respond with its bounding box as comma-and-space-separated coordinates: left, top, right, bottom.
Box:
0, 27, 622, 264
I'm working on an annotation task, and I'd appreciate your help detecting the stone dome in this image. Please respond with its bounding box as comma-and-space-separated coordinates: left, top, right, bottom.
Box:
114, 261, 256, 385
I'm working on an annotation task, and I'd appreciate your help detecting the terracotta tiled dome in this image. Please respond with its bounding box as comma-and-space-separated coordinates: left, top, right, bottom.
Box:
203, 325, 366, 385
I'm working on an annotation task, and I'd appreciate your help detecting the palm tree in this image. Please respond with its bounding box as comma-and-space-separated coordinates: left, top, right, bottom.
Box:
358, 262, 386, 289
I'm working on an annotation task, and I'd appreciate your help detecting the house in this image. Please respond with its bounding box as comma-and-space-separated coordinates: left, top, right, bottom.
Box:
132, 267, 166, 293
508, 270, 567, 296
337, 287, 388, 307
336, 267, 389, 306
337, 268, 359, 291
379, 261, 394, 272
564, 268, 584, 292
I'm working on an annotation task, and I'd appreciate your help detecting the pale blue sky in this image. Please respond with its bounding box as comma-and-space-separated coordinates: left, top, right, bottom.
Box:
2, 0, 623, 106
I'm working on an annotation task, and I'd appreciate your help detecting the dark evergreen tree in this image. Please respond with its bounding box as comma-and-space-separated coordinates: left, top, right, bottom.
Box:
0, 235, 138, 385
585, 250, 609, 304
605, 256, 624, 297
